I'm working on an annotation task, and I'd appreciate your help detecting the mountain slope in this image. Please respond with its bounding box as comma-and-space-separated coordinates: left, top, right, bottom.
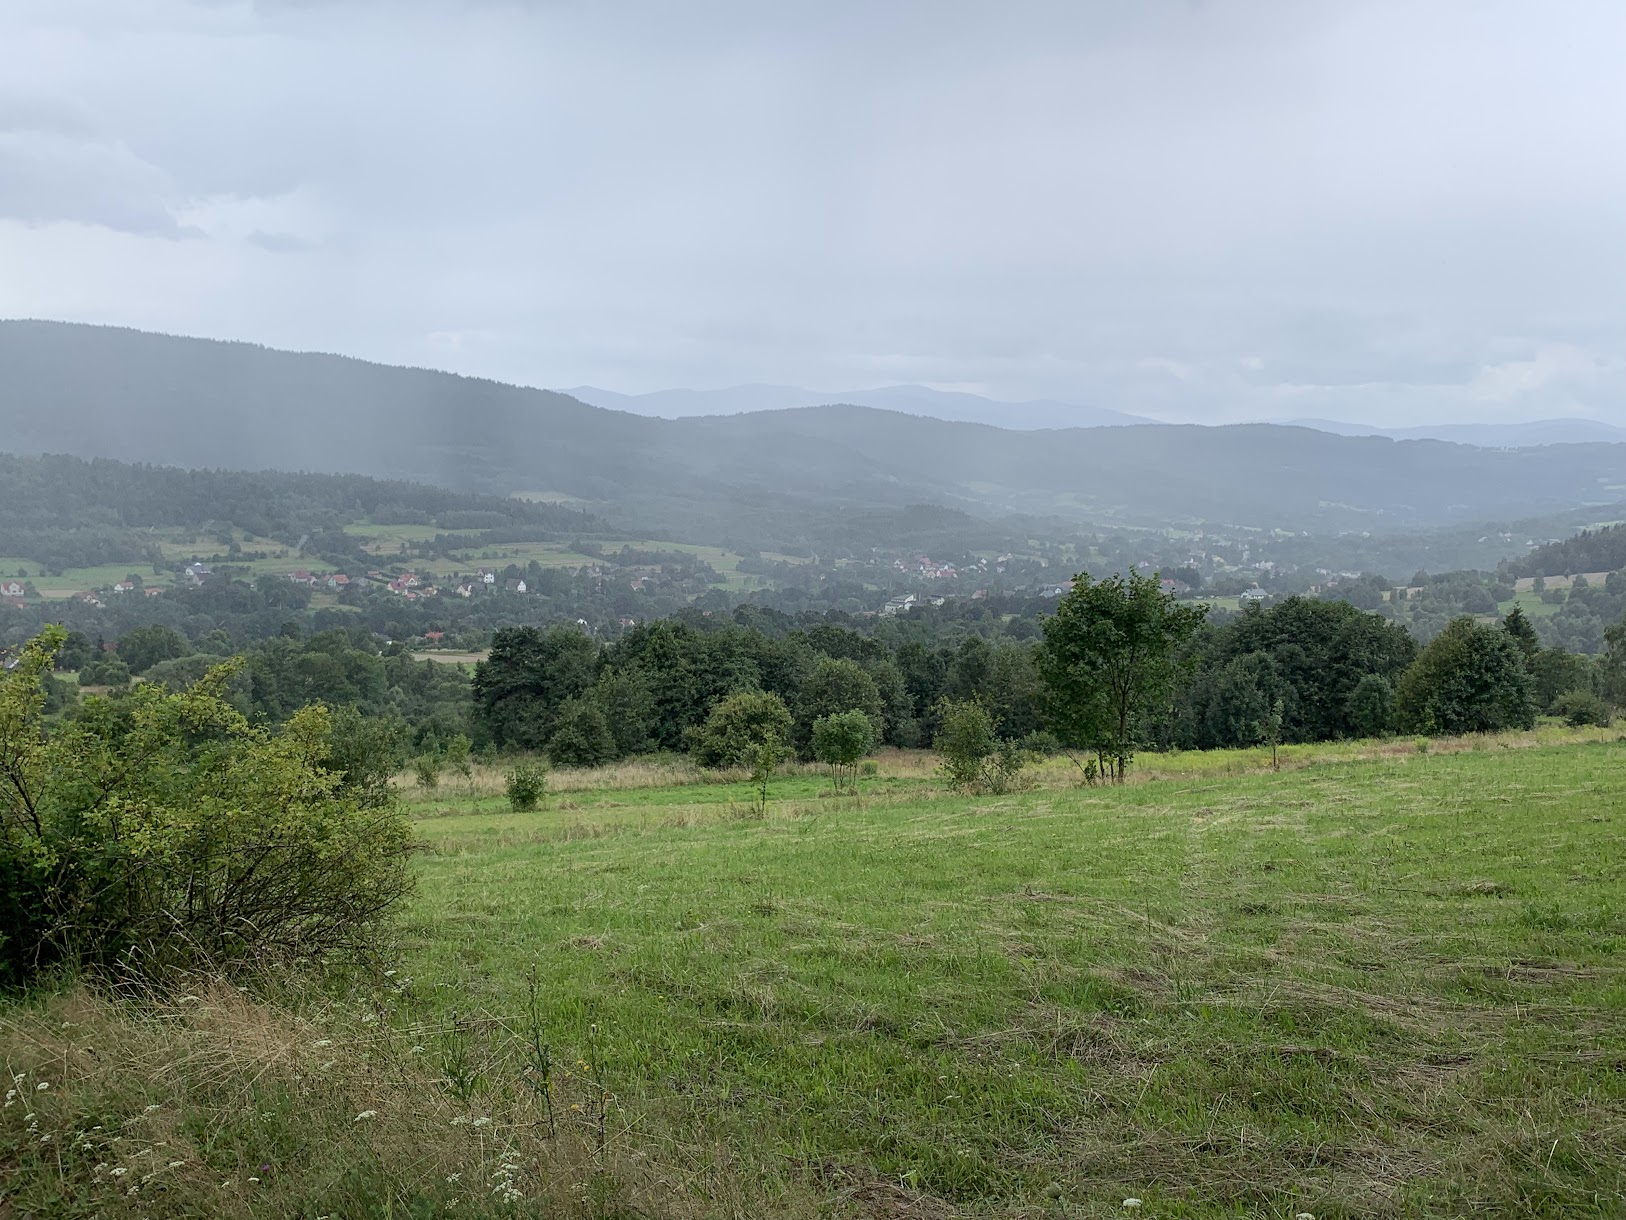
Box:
5, 321, 1625, 543
565, 382, 1151, 429
1285, 417, 1626, 447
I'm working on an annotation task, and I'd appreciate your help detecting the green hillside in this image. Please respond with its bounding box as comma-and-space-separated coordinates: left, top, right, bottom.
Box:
6, 321, 1626, 547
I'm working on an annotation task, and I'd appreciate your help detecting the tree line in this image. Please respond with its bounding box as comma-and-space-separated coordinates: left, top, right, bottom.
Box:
471, 571, 1625, 778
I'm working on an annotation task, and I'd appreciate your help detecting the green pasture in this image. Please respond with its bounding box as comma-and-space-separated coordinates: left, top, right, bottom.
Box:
395, 734, 1626, 1216
1499, 592, 1565, 619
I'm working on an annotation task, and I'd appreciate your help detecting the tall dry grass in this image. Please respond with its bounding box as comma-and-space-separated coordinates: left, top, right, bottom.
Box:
0, 979, 817, 1219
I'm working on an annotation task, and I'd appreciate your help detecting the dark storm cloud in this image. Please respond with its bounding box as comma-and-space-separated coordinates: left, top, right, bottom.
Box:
0, 0, 1621, 424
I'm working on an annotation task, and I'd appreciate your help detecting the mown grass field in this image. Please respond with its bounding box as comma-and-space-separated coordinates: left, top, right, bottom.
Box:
5, 732, 1623, 1218
397, 732, 1626, 1216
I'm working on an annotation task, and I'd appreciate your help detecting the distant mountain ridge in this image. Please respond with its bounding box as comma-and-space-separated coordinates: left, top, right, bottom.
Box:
565, 385, 1624, 446
4, 321, 1625, 547
1281, 417, 1626, 447
564, 383, 1152, 429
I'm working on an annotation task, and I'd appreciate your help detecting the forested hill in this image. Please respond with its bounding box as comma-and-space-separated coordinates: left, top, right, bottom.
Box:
0, 452, 596, 571
1506, 523, 1626, 579
5, 320, 1625, 542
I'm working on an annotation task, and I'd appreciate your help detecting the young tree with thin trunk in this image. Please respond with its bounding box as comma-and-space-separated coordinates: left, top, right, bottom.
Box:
1037, 570, 1207, 783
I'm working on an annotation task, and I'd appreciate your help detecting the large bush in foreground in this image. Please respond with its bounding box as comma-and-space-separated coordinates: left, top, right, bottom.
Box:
0, 628, 414, 985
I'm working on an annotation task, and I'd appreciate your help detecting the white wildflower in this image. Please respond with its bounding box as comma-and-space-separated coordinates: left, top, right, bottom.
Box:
35, 1081, 49, 1091
354, 1109, 378, 1121
1296, 1214, 1316, 1220
1123, 1201, 1142, 1210
312, 1039, 334, 1048
384, 969, 397, 977
110, 1167, 129, 1178
168, 1160, 185, 1169
409, 1045, 426, 1054
470, 1115, 491, 1128
248, 1176, 261, 1183
143, 1103, 161, 1114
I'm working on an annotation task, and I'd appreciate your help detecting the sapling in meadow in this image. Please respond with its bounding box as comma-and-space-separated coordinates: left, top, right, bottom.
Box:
811, 709, 873, 791
506, 761, 549, 812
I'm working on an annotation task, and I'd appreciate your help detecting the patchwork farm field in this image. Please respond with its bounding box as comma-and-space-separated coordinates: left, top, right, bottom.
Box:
5, 734, 1624, 1218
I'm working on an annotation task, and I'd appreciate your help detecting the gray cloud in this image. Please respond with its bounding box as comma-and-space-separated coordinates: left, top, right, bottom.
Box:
0, 0, 1621, 425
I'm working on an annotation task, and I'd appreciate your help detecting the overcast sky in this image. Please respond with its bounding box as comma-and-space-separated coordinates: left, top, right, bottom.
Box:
2, 0, 1622, 425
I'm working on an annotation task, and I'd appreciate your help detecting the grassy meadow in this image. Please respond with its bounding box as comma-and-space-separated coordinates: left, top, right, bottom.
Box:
4, 731, 1624, 1217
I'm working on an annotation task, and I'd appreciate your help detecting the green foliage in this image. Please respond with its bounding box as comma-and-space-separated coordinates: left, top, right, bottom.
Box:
545, 697, 618, 769
796, 657, 884, 757
505, 761, 549, 812
1038, 569, 1206, 782
1396, 617, 1538, 735
323, 704, 409, 809
1345, 673, 1396, 738
1531, 648, 1594, 712
934, 698, 999, 791
691, 690, 794, 770
115, 623, 188, 674
1501, 606, 1541, 665
414, 752, 443, 789
473, 626, 598, 749
54, 630, 94, 672
1168, 596, 1416, 748
77, 656, 131, 687
935, 699, 1027, 793
443, 733, 473, 781
811, 709, 874, 790
0, 629, 414, 985
591, 666, 657, 757
1551, 689, 1611, 728
748, 736, 785, 817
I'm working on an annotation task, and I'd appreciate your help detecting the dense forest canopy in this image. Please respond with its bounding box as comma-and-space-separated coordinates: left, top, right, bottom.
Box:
1505, 524, 1626, 579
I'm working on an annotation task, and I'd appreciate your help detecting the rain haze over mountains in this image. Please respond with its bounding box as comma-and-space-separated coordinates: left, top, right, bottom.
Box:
1, 0, 1622, 440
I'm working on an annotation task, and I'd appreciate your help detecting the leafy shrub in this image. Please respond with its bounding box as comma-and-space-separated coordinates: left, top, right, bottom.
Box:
506, 761, 549, 811
0, 629, 414, 986
795, 658, 883, 758
983, 739, 1028, 795
1552, 689, 1612, 727
414, 753, 443, 788
545, 698, 617, 769
936, 699, 1029, 794
443, 733, 474, 781
1018, 730, 1062, 756
935, 698, 998, 790
77, 656, 131, 687
690, 690, 794, 769
811, 709, 874, 790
